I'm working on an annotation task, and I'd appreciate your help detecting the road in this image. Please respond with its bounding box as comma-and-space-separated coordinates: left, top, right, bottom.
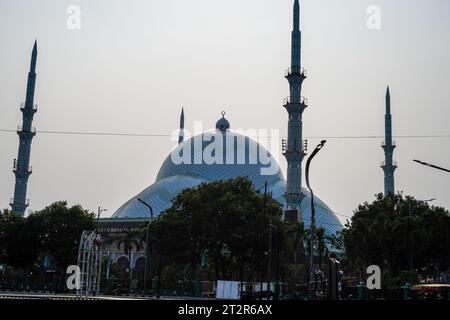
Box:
0, 292, 154, 300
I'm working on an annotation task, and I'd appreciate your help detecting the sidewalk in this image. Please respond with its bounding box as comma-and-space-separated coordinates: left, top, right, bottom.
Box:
0, 291, 213, 300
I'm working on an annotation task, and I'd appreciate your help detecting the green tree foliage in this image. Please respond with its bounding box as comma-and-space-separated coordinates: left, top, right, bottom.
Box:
27, 201, 96, 271
0, 209, 39, 270
0, 203, 94, 290
149, 177, 285, 280
340, 193, 450, 284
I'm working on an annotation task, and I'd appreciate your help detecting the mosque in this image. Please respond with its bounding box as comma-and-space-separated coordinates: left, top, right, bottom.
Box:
9, 1, 344, 235
105, 0, 343, 237
93, 0, 346, 271
10, 1, 354, 272
109, 112, 343, 236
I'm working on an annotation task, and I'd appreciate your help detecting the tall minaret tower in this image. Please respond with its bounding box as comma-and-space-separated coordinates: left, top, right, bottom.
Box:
283, 0, 308, 221
178, 107, 184, 144
381, 86, 397, 196
11, 41, 38, 216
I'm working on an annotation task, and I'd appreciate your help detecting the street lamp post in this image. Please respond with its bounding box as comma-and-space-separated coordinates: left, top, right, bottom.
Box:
138, 198, 153, 295
157, 242, 162, 298
275, 226, 281, 300
157, 239, 162, 299
95, 206, 107, 294
96, 206, 107, 230
231, 233, 245, 300
268, 224, 281, 300
413, 160, 450, 173
305, 140, 327, 298
259, 182, 268, 301
147, 237, 162, 299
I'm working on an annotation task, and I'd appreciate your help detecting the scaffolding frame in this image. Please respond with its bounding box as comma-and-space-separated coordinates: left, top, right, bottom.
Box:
77, 231, 102, 296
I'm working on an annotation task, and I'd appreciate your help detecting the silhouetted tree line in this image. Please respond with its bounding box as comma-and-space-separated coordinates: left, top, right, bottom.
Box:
336, 193, 450, 287
0, 201, 95, 289
141, 177, 335, 292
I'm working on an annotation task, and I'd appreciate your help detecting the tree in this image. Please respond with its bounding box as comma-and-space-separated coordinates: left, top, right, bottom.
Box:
0, 209, 40, 273
0, 209, 10, 261
27, 201, 96, 288
340, 193, 450, 286
150, 177, 285, 281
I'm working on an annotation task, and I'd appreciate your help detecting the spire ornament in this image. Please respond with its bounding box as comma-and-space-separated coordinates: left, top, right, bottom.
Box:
11, 41, 39, 216
283, 0, 308, 221
382, 86, 397, 196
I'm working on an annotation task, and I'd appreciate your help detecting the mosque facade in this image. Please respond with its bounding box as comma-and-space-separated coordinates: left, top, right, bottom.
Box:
98, 0, 344, 271
107, 0, 343, 239
111, 114, 343, 236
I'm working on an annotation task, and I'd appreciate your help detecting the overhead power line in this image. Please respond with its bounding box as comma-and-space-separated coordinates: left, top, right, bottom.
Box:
1, 129, 450, 140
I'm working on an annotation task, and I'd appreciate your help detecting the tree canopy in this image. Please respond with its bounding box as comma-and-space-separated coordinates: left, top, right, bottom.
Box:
149, 177, 286, 280
0, 202, 95, 273
28, 201, 96, 270
0, 209, 39, 270
340, 193, 450, 285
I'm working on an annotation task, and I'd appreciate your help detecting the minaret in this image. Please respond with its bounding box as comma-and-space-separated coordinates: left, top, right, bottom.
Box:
11, 41, 38, 216
178, 107, 184, 144
283, 0, 308, 221
381, 86, 397, 196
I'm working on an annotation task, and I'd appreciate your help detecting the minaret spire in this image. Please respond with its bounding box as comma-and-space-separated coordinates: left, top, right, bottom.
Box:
291, 0, 301, 68
381, 85, 397, 196
30, 40, 37, 73
293, 0, 300, 30
283, 0, 308, 222
386, 86, 391, 113
11, 41, 39, 216
178, 107, 185, 144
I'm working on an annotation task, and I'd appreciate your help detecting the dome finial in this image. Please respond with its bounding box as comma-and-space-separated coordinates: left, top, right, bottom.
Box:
216, 111, 230, 132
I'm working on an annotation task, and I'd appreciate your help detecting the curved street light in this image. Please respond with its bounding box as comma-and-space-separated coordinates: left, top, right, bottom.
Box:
413, 160, 450, 173
305, 140, 327, 296
138, 198, 154, 295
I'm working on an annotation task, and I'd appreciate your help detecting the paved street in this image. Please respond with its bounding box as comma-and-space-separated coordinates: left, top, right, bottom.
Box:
0, 292, 152, 300
0, 291, 213, 300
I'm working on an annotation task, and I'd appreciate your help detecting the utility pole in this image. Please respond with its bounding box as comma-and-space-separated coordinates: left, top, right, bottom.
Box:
260, 182, 268, 300
156, 239, 162, 299
269, 223, 281, 300
138, 198, 154, 295
96, 206, 107, 230
275, 226, 281, 300
266, 182, 273, 297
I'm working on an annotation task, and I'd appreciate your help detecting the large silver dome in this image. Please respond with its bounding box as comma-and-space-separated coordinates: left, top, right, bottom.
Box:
112, 128, 343, 235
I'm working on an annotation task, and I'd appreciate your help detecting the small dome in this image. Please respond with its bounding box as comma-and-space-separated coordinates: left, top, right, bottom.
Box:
216, 112, 230, 132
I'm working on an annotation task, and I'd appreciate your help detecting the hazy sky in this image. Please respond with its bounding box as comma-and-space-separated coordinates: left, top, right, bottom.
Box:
1, 0, 449, 222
